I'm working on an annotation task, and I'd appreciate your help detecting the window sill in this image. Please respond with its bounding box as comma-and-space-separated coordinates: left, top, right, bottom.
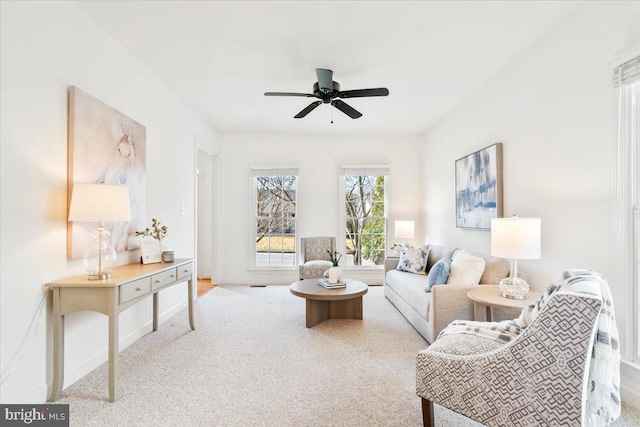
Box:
343, 266, 384, 270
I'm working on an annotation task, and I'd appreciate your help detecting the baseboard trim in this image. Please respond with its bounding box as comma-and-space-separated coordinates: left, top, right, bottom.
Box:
621, 360, 640, 409
622, 383, 640, 410
11, 384, 48, 404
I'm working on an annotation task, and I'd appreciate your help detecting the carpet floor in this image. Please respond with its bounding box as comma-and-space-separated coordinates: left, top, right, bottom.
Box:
58, 285, 640, 426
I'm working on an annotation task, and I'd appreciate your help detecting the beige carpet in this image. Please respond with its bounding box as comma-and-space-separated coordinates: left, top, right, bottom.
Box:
59, 285, 640, 426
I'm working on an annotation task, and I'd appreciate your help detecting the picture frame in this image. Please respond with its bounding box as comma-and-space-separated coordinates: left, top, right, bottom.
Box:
455, 143, 503, 229
67, 86, 147, 259
140, 236, 162, 264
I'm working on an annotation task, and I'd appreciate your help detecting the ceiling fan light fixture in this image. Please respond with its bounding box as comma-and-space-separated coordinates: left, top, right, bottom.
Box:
316, 68, 334, 93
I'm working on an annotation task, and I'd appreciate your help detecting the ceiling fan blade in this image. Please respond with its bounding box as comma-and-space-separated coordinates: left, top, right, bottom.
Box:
294, 101, 322, 119
331, 100, 362, 119
264, 92, 315, 97
316, 68, 333, 93
338, 88, 389, 98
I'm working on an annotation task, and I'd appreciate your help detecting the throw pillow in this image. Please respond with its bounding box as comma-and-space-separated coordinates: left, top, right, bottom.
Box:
425, 257, 452, 292
447, 250, 485, 284
396, 244, 429, 274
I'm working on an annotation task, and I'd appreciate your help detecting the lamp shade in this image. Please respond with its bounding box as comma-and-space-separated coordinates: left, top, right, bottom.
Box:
394, 220, 415, 239
68, 184, 132, 222
491, 217, 541, 260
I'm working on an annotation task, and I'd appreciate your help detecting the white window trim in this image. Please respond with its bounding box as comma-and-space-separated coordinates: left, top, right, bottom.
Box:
612, 46, 640, 406
339, 165, 390, 269
249, 166, 299, 271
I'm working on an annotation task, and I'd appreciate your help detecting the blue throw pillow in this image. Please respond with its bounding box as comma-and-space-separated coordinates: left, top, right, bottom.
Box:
425, 257, 452, 292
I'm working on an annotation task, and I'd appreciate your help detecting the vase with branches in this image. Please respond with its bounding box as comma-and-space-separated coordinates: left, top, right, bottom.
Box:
136, 218, 168, 241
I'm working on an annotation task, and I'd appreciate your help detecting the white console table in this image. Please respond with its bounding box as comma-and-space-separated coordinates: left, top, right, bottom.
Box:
46, 258, 195, 402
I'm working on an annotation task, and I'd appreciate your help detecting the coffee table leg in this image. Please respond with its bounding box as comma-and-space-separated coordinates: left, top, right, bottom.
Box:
305, 297, 364, 327
306, 299, 330, 328
329, 296, 362, 320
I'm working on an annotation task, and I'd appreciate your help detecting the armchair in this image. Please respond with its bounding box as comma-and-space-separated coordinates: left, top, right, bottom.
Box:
299, 236, 336, 280
416, 270, 620, 427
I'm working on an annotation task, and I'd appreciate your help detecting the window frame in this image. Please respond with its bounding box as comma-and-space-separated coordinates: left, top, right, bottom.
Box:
339, 165, 390, 269
250, 166, 298, 270
612, 49, 640, 384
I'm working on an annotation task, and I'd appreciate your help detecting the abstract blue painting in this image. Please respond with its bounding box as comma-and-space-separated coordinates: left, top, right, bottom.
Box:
455, 143, 503, 229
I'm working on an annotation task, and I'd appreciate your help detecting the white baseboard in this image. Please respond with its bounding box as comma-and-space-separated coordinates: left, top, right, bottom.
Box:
12, 384, 48, 404
622, 383, 640, 409
55, 299, 188, 396
621, 360, 640, 409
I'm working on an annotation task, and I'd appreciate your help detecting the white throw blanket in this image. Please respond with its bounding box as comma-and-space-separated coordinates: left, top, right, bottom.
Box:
439, 270, 621, 426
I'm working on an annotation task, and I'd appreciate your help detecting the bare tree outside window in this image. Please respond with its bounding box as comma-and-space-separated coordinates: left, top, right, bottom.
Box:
345, 175, 386, 266
255, 175, 296, 267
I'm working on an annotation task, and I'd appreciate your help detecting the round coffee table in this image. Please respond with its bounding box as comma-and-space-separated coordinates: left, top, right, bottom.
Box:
290, 279, 368, 328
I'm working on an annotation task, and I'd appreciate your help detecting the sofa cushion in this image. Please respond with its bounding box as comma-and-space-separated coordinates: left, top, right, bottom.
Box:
397, 244, 429, 274
448, 250, 485, 284
479, 256, 510, 285
426, 245, 457, 272
386, 269, 430, 318
423, 333, 503, 356
425, 257, 452, 292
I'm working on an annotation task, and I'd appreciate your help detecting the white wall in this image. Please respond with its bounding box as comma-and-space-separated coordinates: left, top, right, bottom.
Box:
219, 133, 423, 286
0, 1, 218, 403
421, 0, 640, 403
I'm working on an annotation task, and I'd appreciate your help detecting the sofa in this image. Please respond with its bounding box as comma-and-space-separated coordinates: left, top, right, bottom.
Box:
384, 244, 510, 343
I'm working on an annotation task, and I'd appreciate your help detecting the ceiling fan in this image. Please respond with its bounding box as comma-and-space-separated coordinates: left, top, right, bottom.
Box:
264, 68, 389, 119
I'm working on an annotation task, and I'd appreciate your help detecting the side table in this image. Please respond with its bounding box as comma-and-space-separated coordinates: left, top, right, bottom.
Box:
467, 285, 542, 321
46, 259, 195, 402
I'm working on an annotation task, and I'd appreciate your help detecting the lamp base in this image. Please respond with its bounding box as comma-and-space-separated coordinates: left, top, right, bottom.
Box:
88, 272, 112, 280
499, 276, 529, 300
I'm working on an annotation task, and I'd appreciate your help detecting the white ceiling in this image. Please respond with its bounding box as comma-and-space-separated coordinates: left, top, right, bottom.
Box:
76, 1, 582, 135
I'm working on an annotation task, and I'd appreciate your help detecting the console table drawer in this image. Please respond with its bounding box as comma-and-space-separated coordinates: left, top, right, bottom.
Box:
120, 278, 151, 304
152, 268, 178, 291
177, 263, 193, 280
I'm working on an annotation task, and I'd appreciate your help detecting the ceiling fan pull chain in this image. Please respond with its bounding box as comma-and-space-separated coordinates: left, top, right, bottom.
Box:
331, 104, 334, 124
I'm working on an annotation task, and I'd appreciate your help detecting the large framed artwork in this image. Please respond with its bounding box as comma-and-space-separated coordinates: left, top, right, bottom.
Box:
67, 86, 147, 259
455, 143, 503, 229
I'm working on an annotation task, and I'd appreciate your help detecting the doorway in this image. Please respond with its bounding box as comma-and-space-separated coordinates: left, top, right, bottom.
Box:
196, 149, 214, 282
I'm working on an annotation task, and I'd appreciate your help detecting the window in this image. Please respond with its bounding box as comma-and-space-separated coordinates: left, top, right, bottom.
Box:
252, 168, 297, 268
613, 54, 640, 364
342, 166, 389, 267
627, 75, 640, 363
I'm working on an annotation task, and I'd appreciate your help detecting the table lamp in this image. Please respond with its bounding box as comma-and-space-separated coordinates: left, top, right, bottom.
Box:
68, 183, 132, 280
395, 220, 415, 246
491, 215, 541, 299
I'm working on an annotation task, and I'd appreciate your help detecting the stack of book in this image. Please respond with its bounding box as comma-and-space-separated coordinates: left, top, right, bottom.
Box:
318, 278, 347, 289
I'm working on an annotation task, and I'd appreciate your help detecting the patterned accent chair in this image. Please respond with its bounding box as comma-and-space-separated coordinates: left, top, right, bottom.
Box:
416, 282, 605, 427
299, 236, 336, 280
